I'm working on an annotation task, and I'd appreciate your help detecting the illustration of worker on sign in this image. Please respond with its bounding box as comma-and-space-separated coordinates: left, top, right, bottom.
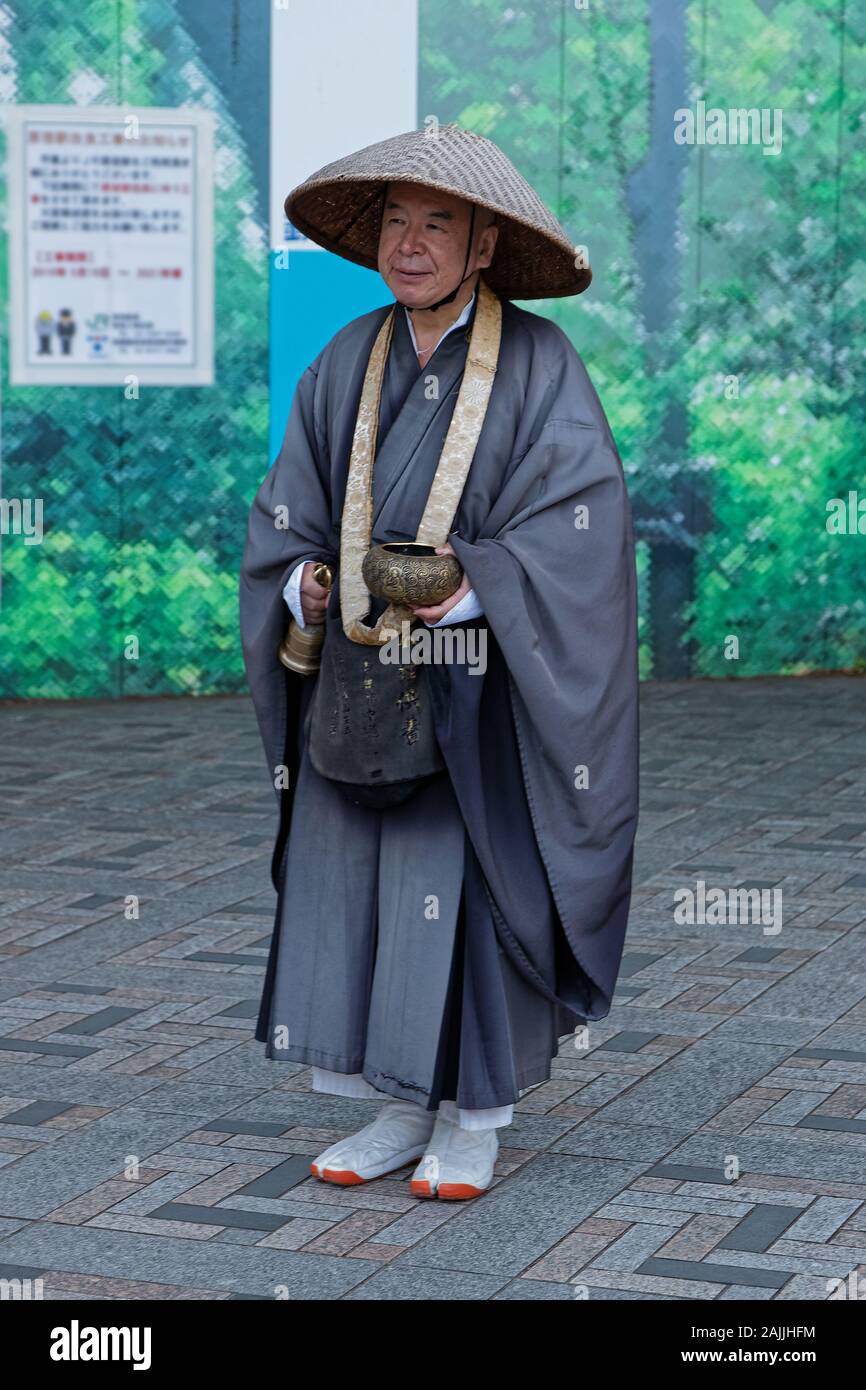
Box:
35, 310, 54, 354
56, 308, 77, 356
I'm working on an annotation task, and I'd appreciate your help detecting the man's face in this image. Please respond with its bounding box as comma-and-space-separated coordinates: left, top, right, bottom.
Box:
377, 182, 498, 308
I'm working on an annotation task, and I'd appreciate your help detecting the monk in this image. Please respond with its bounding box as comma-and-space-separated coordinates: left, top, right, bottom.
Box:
239, 125, 639, 1200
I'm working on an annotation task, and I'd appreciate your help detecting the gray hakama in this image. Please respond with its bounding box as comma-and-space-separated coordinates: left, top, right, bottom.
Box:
258, 728, 563, 1120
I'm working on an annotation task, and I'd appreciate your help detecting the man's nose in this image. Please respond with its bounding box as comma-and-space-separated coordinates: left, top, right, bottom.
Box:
398, 223, 423, 255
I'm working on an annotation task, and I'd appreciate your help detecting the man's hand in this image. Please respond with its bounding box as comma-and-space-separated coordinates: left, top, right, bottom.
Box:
410, 543, 470, 624
300, 561, 330, 625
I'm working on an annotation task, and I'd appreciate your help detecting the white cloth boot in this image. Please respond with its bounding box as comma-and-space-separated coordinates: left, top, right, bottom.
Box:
310, 1098, 436, 1185
410, 1112, 499, 1200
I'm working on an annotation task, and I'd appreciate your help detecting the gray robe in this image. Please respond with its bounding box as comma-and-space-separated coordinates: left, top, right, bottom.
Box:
239, 287, 639, 1112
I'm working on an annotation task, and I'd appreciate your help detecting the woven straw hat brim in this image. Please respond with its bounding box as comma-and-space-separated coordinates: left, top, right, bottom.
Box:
285, 125, 590, 301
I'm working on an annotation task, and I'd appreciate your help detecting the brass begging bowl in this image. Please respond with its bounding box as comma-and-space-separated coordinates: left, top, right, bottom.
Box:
362, 542, 463, 607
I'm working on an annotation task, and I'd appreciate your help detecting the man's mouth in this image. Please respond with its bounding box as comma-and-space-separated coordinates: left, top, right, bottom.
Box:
393, 268, 431, 278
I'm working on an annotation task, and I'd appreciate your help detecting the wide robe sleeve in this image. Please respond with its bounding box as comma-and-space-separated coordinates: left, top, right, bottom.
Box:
239, 358, 337, 887
447, 395, 639, 1022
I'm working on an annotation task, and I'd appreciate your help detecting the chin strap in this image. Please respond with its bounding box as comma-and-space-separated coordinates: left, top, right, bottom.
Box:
397, 204, 478, 313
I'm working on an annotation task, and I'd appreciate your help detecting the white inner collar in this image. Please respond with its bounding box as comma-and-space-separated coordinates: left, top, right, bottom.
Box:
404, 289, 476, 361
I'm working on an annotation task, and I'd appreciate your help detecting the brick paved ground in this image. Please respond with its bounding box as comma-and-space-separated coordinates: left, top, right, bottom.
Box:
0, 677, 864, 1301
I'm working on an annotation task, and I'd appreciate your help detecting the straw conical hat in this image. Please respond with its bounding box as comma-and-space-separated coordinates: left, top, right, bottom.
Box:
285, 123, 590, 301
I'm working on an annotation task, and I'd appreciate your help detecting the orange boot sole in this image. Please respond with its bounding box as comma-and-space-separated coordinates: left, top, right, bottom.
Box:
437, 1182, 487, 1200
311, 1163, 366, 1185
409, 1178, 487, 1200
409, 1177, 437, 1198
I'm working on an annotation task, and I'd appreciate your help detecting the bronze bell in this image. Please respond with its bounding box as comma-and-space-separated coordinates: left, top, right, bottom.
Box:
278, 562, 333, 676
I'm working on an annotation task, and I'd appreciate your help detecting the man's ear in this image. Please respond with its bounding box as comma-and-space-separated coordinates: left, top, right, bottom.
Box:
477, 218, 499, 270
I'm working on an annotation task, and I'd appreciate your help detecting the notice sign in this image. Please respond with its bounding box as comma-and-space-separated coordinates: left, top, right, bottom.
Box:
7, 105, 214, 386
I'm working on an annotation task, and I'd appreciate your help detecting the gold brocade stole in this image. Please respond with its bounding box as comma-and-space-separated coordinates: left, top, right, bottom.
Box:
340, 277, 502, 646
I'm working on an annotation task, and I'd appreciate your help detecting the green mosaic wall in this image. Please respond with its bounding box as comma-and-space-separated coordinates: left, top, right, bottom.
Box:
1, 0, 863, 698
0, 0, 268, 699
420, 0, 866, 678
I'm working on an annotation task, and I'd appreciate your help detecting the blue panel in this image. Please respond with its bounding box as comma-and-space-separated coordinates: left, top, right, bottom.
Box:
269, 250, 390, 461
